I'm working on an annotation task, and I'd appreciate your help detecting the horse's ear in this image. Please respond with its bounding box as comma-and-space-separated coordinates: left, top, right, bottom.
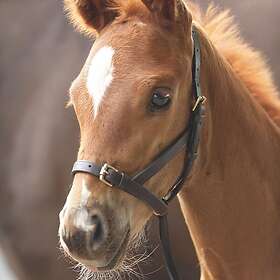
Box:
142, 0, 192, 28
64, 0, 117, 37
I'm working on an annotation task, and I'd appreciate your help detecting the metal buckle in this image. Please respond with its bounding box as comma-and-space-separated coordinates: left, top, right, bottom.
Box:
192, 96, 207, 111
99, 163, 118, 187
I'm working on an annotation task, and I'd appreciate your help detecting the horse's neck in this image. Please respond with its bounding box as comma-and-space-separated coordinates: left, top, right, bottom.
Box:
179, 31, 280, 280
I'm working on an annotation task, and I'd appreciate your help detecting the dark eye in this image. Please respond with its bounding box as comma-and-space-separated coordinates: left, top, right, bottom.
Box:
150, 88, 171, 111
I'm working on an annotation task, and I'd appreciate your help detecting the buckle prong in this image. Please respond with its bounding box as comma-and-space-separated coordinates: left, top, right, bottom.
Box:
192, 96, 207, 111
99, 163, 118, 187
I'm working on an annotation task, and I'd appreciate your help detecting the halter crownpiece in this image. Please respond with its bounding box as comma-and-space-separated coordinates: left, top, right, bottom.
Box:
72, 26, 206, 280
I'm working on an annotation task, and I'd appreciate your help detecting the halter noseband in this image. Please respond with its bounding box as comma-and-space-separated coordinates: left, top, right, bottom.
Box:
72, 27, 205, 280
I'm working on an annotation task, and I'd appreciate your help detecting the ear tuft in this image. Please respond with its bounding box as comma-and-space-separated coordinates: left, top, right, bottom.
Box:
142, 0, 175, 22
64, 0, 117, 37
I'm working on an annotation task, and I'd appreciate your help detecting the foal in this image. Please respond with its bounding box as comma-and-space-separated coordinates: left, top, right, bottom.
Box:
59, 1, 280, 279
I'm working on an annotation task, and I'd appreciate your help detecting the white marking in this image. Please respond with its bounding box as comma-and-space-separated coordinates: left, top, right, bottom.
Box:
81, 179, 91, 206
58, 196, 70, 251
73, 180, 93, 230
87, 46, 115, 117
75, 208, 91, 230
59, 193, 71, 223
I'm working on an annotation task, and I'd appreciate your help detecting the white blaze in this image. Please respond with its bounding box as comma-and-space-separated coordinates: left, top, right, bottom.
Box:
74, 180, 92, 230
81, 179, 91, 206
87, 46, 115, 117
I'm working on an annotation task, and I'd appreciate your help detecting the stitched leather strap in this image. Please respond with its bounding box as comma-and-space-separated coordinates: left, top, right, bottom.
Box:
72, 161, 168, 216
72, 160, 101, 176
132, 130, 189, 184
159, 215, 180, 280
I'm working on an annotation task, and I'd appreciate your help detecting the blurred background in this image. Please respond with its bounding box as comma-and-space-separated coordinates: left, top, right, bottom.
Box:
0, 0, 279, 279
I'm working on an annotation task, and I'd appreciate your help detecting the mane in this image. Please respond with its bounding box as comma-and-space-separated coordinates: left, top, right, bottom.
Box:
188, 3, 280, 126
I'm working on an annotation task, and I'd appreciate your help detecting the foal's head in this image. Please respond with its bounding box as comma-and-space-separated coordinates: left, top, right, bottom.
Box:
59, 0, 194, 273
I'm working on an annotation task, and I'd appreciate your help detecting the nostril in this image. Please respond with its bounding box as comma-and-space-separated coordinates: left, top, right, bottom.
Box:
61, 228, 87, 256
62, 207, 108, 257
90, 214, 103, 242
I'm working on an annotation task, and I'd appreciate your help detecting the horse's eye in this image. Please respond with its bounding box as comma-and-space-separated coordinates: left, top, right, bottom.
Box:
150, 88, 171, 111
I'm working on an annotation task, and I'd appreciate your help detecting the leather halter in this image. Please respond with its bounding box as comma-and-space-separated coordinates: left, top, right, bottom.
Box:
72, 27, 205, 280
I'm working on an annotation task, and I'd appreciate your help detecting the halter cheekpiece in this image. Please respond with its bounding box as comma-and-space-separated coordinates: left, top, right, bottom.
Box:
72, 26, 206, 280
